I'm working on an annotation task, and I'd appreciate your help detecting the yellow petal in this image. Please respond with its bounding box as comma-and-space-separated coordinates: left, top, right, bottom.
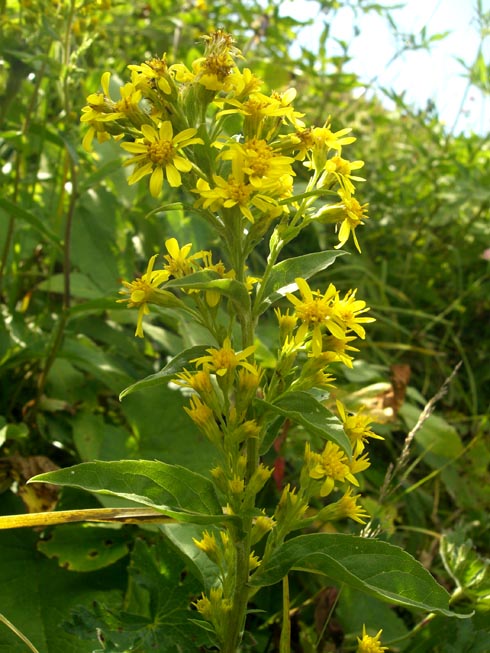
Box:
149, 167, 164, 197
165, 163, 182, 187
159, 120, 173, 140
141, 123, 158, 142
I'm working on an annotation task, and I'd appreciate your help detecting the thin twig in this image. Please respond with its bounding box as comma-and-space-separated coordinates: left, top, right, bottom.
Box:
392, 360, 462, 485
363, 361, 462, 538
0, 614, 40, 653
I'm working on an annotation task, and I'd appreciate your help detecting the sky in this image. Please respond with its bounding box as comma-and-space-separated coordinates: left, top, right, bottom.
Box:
282, 0, 490, 135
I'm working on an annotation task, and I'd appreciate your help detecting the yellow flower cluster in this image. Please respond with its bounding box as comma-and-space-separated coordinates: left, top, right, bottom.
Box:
285, 277, 374, 357
81, 29, 369, 245
117, 237, 236, 337
357, 626, 389, 653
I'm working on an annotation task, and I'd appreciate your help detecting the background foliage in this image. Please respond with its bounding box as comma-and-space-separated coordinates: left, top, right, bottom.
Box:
0, 0, 489, 651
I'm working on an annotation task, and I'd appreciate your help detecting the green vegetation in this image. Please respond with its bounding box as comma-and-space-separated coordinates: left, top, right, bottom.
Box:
0, 1, 489, 652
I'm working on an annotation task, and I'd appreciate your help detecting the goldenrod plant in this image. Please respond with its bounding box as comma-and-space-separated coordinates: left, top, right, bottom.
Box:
20, 28, 464, 653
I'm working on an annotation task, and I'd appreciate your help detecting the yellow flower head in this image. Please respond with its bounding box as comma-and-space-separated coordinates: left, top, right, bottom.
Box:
80, 71, 131, 151
286, 278, 345, 355
228, 67, 263, 98
331, 288, 375, 340
357, 625, 388, 653
163, 237, 206, 278
184, 396, 222, 445
219, 138, 295, 190
117, 254, 170, 337
326, 487, 370, 524
349, 450, 371, 476
275, 308, 298, 341
194, 594, 212, 619
334, 189, 369, 253
293, 361, 336, 392
81, 71, 144, 124
191, 337, 256, 377
120, 121, 203, 197
184, 395, 214, 428
308, 441, 358, 497
194, 175, 254, 222
249, 551, 261, 571
193, 530, 218, 557
251, 514, 275, 544
321, 335, 359, 368
175, 368, 213, 394
337, 401, 383, 456
322, 155, 365, 194
270, 88, 305, 128
172, 30, 241, 92
193, 174, 279, 224
337, 487, 370, 524
128, 54, 173, 95
295, 120, 356, 167
229, 476, 245, 494
216, 87, 303, 138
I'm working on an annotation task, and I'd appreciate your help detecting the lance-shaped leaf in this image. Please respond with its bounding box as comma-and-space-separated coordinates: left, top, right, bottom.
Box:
28, 461, 232, 526
257, 392, 351, 455
254, 250, 346, 316
119, 345, 209, 400
250, 533, 466, 618
0, 197, 63, 252
165, 271, 250, 309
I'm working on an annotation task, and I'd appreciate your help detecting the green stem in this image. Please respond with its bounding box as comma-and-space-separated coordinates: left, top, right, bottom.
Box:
0, 59, 48, 297
279, 576, 291, 653
34, 152, 77, 407
32, 4, 78, 412
219, 204, 260, 652
252, 235, 283, 315
222, 533, 252, 653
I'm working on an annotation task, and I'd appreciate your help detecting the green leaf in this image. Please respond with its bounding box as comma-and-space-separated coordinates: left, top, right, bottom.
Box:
254, 250, 346, 315
406, 614, 490, 652
60, 334, 132, 393
160, 523, 220, 591
37, 524, 131, 572
0, 198, 63, 251
29, 460, 231, 525
257, 391, 351, 455
72, 412, 129, 462
336, 586, 409, 644
250, 533, 464, 618
120, 383, 217, 476
165, 271, 250, 308
67, 297, 125, 317
119, 345, 209, 400
78, 159, 123, 192
440, 531, 490, 609
0, 526, 125, 653
37, 273, 106, 300
71, 194, 122, 294
64, 537, 213, 651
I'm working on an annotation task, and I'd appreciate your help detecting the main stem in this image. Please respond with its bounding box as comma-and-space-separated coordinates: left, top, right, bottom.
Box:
222, 530, 252, 652
221, 225, 258, 652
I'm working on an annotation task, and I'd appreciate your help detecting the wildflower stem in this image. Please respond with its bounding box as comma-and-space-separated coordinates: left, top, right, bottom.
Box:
252, 234, 283, 315
0, 58, 48, 295
222, 533, 252, 653
279, 575, 291, 653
